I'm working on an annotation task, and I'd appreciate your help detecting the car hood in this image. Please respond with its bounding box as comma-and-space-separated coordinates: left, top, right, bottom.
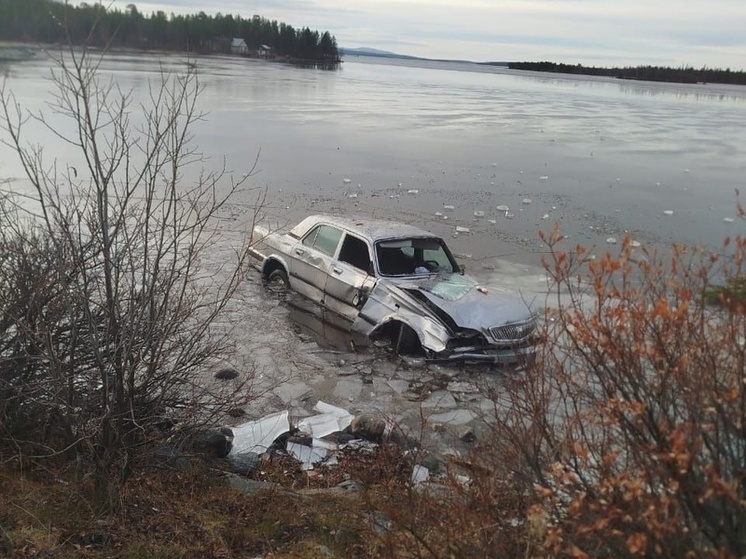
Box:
388, 273, 534, 329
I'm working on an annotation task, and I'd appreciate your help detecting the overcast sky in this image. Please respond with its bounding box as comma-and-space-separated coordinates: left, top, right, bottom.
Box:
127, 0, 746, 69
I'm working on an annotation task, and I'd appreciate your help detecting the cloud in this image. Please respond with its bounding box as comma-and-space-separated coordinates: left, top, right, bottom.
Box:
115, 0, 746, 68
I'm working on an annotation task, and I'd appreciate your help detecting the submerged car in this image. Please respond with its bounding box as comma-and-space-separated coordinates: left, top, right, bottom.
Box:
248, 215, 537, 364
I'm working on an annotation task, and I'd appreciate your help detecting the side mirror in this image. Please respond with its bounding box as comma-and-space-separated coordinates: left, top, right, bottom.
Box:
458, 264, 466, 274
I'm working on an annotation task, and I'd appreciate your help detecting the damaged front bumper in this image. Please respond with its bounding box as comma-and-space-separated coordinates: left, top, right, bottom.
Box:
429, 343, 537, 365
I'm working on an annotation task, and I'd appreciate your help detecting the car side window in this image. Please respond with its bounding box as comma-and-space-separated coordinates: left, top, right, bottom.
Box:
302, 225, 343, 257
338, 234, 372, 274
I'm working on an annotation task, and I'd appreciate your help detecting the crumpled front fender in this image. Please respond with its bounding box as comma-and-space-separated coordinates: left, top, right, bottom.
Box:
351, 283, 451, 353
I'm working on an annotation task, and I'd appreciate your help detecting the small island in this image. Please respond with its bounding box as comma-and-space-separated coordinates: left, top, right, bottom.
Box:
0, 0, 341, 67
498, 61, 746, 86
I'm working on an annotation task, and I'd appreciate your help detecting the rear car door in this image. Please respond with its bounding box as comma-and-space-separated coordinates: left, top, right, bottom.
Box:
323, 232, 377, 326
286, 224, 342, 304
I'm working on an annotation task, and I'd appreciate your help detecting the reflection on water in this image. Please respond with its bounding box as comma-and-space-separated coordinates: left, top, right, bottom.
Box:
1, 49, 744, 260
287, 295, 369, 353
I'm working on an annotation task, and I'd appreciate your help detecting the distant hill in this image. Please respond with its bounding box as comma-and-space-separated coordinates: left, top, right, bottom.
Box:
340, 47, 419, 60
341, 46, 491, 66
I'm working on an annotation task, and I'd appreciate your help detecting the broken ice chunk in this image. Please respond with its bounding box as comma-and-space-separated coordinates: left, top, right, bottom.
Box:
495, 204, 510, 212
473, 211, 485, 217
606, 237, 618, 245
539, 175, 549, 181
724, 217, 735, 223
443, 205, 455, 211
407, 189, 419, 194
630, 240, 642, 248
541, 214, 549, 220
411, 464, 429, 484
663, 210, 674, 216
343, 178, 351, 184
522, 198, 532, 205
455, 226, 470, 233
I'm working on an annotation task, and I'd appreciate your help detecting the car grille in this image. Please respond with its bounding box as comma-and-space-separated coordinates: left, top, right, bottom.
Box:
489, 319, 535, 342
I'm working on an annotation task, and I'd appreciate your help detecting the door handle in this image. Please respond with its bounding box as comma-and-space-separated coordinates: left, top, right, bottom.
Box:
295, 249, 305, 256
332, 267, 343, 275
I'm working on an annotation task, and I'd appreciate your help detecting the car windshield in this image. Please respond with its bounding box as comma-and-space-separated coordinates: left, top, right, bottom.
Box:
375, 237, 456, 276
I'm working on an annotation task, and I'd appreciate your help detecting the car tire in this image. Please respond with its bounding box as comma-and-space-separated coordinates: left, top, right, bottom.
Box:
395, 323, 421, 356
266, 268, 290, 294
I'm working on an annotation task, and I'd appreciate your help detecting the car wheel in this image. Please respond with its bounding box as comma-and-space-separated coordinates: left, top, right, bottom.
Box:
265, 268, 290, 294
395, 323, 421, 356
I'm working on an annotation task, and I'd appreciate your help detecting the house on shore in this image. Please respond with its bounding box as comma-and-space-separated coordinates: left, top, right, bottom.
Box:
257, 44, 272, 58
231, 38, 248, 56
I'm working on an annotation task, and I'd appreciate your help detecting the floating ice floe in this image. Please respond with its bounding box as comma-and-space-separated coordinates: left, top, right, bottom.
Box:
541, 214, 549, 220
348, 193, 358, 198
407, 189, 419, 194
684, 169, 691, 173
397, 182, 402, 187
663, 210, 674, 216
455, 226, 470, 233
606, 237, 618, 245
443, 205, 455, 211
495, 204, 510, 212
343, 178, 352, 184
724, 217, 735, 223
488, 219, 497, 224
522, 198, 532, 205
473, 210, 485, 217
539, 175, 549, 181
630, 240, 642, 248
435, 211, 443, 217
505, 213, 515, 219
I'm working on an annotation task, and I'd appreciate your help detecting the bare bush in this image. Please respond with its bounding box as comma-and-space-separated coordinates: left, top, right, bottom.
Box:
0, 45, 259, 512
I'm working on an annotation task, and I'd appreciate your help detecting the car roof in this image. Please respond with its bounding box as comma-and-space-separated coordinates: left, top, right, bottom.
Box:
292, 215, 441, 243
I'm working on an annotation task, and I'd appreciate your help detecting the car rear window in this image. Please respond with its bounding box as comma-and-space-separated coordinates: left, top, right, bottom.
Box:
303, 225, 343, 257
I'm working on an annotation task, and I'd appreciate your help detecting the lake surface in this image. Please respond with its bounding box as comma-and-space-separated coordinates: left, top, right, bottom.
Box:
2, 49, 745, 270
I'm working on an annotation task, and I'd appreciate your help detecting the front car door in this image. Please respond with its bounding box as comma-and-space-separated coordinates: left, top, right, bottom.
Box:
323, 232, 377, 327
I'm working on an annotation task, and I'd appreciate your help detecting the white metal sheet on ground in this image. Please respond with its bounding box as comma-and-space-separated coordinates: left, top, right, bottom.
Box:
297, 401, 354, 438
230, 410, 290, 455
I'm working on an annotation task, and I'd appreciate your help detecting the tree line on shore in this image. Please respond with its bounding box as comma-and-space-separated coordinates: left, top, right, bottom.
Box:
0, 0, 340, 63
504, 61, 746, 85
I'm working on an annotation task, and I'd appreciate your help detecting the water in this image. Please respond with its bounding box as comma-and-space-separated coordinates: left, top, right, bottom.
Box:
1, 48, 745, 267
3, 47, 744, 449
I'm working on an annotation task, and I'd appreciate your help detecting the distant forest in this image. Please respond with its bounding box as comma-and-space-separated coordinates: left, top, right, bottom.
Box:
0, 0, 340, 64
505, 61, 746, 86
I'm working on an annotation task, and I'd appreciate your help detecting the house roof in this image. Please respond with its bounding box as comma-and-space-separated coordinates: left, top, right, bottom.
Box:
231, 38, 247, 47
259, 44, 272, 50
